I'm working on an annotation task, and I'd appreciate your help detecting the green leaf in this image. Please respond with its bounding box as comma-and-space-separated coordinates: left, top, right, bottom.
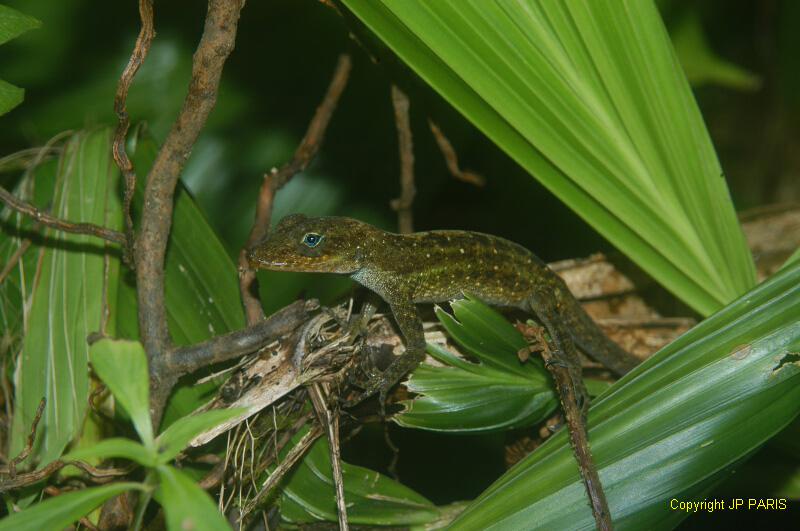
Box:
155, 408, 246, 464
450, 261, 800, 530
672, 11, 760, 90
89, 338, 154, 446
280, 428, 441, 526
0, 4, 40, 116
0, 156, 58, 364
63, 437, 157, 467
9, 129, 123, 467
396, 297, 557, 432
0, 78, 22, 116
156, 465, 231, 531
0, 482, 143, 531
0, 4, 40, 44
341, 0, 756, 315
780, 246, 800, 271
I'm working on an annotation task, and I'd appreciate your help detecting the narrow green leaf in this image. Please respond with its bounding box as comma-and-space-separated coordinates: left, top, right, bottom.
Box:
155, 408, 246, 464
451, 261, 800, 530
396, 297, 556, 432
0, 482, 143, 531
156, 465, 231, 531
64, 437, 157, 467
9, 129, 123, 467
0, 156, 57, 364
341, 0, 756, 315
89, 338, 154, 446
280, 428, 441, 526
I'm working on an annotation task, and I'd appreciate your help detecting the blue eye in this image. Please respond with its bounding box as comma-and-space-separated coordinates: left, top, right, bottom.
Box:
302, 232, 323, 247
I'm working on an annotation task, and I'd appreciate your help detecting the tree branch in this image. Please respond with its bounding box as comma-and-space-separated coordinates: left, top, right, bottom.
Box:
239, 54, 352, 324
135, 0, 245, 424
0, 186, 126, 246
168, 300, 314, 375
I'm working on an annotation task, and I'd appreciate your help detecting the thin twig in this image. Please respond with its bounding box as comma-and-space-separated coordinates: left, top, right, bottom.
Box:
428, 120, 485, 187
308, 383, 348, 531
239, 54, 352, 324
112, 0, 155, 263
7, 397, 45, 477
0, 239, 31, 284
0, 186, 126, 246
517, 323, 613, 531
240, 424, 323, 517
390, 85, 415, 234
136, 0, 245, 425
0, 459, 130, 493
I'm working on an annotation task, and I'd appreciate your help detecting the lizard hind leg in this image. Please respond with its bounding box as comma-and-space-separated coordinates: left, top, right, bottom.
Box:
342, 300, 426, 411
526, 293, 590, 417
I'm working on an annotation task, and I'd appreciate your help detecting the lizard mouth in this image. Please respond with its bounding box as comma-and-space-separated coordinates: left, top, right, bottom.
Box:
246, 249, 287, 270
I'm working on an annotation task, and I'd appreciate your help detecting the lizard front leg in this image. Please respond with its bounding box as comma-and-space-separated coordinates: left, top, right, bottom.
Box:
344, 299, 426, 407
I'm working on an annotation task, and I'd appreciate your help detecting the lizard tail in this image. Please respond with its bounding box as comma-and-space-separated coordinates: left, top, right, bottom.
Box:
554, 287, 640, 376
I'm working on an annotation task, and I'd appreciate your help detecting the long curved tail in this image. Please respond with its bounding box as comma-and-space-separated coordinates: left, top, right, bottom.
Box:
554, 285, 640, 376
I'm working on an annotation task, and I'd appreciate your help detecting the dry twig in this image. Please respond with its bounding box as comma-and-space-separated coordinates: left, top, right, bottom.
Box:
240, 423, 323, 517
112, 0, 155, 262
390, 85, 415, 234
428, 120, 485, 187
309, 383, 348, 531
239, 54, 352, 324
6, 398, 45, 477
0, 186, 126, 246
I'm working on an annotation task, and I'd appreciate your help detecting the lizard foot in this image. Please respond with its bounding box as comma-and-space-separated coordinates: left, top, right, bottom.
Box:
339, 377, 392, 417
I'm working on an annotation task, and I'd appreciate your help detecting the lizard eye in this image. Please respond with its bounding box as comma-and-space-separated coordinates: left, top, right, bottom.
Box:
301, 232, 323, 248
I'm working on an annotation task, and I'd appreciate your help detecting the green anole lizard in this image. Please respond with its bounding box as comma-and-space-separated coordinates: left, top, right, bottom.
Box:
248, 214, 639, 405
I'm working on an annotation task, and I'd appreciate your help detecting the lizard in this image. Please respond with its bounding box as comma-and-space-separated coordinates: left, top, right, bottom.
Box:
247, 213, 640, 407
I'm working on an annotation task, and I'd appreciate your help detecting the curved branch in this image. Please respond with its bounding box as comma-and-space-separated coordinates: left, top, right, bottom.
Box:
113, 0, 155, 259
134, 0, 245, 422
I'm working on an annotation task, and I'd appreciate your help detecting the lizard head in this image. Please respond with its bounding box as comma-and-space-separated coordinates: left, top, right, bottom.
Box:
247, 214, 379, 274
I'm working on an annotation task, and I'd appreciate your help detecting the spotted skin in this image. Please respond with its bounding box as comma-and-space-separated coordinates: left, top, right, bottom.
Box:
248, 214, 639, 403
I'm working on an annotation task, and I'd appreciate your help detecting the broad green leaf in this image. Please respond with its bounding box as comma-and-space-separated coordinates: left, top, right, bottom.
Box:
121, 128, 245, 428
89, 338, 153, 446
396, 297, 557, 432
64, 437, 156, 467
280, 427, 441, 526
0, 4, 40, 116
451, 261, 800, 530
0, 482, 143, 531
672, 11, 760, 90
9, 129, 123, 467
156, 465, 231, 531
155, 408, 246, 464
341, 0, 756, 315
